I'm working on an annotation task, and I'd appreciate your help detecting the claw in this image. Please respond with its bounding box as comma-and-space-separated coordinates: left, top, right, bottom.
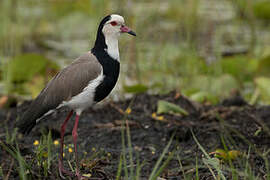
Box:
58, 159, 73, 179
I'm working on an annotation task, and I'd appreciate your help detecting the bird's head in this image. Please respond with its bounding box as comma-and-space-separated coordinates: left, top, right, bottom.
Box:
93, 14, 136, 59
99, 14, 136, 39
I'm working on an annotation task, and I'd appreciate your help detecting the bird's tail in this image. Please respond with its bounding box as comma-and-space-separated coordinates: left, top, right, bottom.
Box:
17, 96, 50, 134
16, 102, 42, 134
17, 106, 41, 134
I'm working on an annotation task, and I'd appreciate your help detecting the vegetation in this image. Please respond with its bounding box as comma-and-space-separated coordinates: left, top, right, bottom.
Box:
0, 0, 270, 179
0, 0, 269, 103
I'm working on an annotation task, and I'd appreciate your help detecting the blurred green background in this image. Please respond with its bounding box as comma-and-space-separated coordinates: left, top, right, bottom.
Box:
0, 0, 270, 104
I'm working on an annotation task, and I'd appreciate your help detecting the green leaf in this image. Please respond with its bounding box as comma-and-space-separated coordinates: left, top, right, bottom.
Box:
221, 56, 257, 82
253, 1, 270, 20
157, 100, 189, 116
189, 74, 239, 100
24, 75, 46, 98
210, 74, 239, 97
256, 55, 270, 77
123, 84, 148, 94
5, 53, 59, 95
7, 53, 59, 83
190, 91, 219, 104
255, 77, 270, 103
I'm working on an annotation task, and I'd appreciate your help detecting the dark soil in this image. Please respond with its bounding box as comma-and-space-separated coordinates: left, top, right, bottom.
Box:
1, 91, 270, 179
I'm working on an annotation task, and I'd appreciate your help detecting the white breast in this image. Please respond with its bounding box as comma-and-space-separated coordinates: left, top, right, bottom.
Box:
104, 35, 120, 61
62, 69, 104, 115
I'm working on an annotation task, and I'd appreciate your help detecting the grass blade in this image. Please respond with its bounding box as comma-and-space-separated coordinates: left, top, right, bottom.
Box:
151, 150, 175, 180
177, 153, 187, 180
47, 130, 52, 170
15, 143, 27, 180
148, 133, 175, 180
191, 130, 226, 180
135, 157, 145, 180
121, 118, 128, 179
195, 155, 199, 180
116, 153, 123, 180
126, 119, 134, 179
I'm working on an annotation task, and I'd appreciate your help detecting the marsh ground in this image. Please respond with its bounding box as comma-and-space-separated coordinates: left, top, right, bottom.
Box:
1, 91, 270, 179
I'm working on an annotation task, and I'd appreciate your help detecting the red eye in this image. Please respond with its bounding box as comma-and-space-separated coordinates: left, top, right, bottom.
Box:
110, 21, 117, 26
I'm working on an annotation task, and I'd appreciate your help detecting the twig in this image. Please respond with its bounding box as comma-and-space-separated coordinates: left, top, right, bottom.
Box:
109, 102, 125, 115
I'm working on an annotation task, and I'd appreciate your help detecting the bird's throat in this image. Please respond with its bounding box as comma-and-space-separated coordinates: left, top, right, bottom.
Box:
104, 35, 120, 61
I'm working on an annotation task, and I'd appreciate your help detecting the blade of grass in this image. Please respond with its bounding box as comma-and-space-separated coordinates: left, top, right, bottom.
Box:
220, 134, 237, 180
135, 158, 145, 180
195, 155, 199, 180
67, 160, 74, 172
244, 146, 251, 178
121, 97, 136, 179
191, 130, 210, 159
4, 126, 17, 144
0, 166, 3, 178
121, 117, 128, 179
216, 114, 264, 179
223, 120, 270, 176
0, 141, 30, 170
247, 149, 257, 180
177, 153, 188, 180
148, 132, 175, 180
47, 130, 52, 170
116, 153, 123, 180
191, 130, 226, 180
126, 118, 134, 179
202, 158, 218, 179
151, 150, 175, 180
16, 142, 27, 180
135, 151, 140, 180
262, 152, 270, 180
1, 141, 29, 180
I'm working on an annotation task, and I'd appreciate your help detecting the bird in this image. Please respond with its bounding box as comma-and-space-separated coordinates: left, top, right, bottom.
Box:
16, 14, 136, 179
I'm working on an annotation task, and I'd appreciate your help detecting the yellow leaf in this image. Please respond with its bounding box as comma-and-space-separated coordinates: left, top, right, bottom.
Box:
214, 149, 227, 160
82, 173, 92, 178
228, 150, 242, 160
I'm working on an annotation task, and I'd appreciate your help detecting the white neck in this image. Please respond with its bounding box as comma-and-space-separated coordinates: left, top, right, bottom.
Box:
104, 35, 120, 61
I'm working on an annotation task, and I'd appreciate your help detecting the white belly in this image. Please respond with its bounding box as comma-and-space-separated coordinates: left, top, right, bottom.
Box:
62, 71, 104, 115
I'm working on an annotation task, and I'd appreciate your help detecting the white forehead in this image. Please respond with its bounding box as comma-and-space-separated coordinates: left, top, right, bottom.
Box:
110, 14, 125, 24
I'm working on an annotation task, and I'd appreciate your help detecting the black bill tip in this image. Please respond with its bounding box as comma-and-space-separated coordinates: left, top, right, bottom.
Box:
128, 30, 136, 36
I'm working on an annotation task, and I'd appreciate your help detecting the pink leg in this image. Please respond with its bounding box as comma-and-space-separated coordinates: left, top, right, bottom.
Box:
72, 114, 82, 179
59, 110, 74, 178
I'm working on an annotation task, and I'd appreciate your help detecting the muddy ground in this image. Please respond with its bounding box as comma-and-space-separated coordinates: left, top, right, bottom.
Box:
0, 91, 270, 179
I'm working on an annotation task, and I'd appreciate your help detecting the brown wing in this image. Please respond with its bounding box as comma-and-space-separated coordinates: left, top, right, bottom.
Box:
41, 52, 102, 106
17, 52, 102, 134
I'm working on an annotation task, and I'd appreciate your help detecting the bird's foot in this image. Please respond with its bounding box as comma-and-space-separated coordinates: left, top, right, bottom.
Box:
75, 169, 82, 179
59, 166, 88, 180
75, 169, 92, 180
58, 160, 73, 179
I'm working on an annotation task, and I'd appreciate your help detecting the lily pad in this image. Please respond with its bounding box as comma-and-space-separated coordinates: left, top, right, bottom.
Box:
8, 53, 59, 83
157, 100, 189, 116
255, 77, 270, 103
6, 53, 59, 96
253, 1, 270, 20
256, 55, 270, 77
190, 91, 219, 104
